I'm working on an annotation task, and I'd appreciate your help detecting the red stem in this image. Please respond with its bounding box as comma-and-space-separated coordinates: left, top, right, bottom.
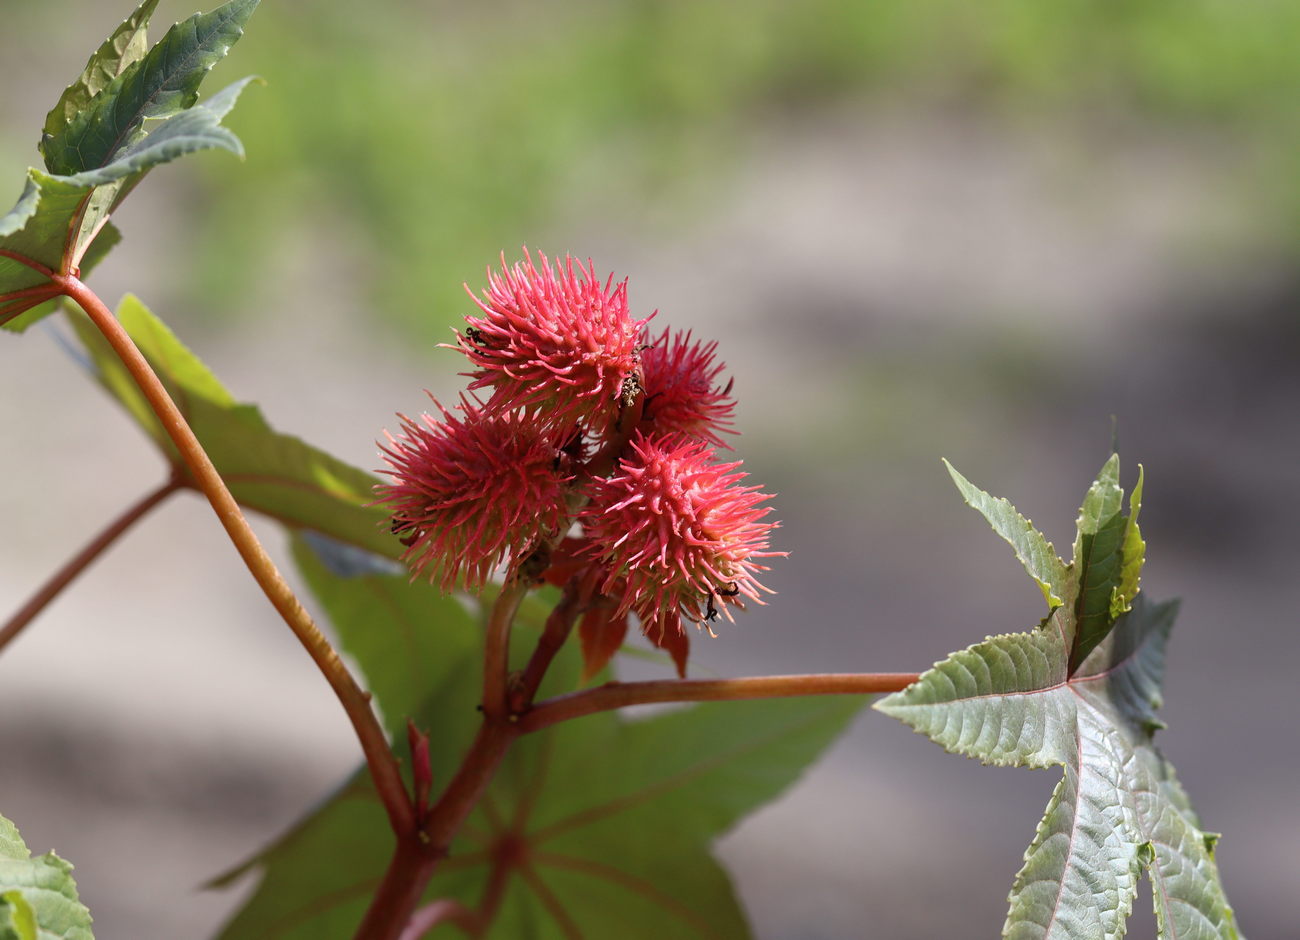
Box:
508, 582, 581, 713
517, 672, 921, 733
357, 721, 520, 939
354, 835, 442, 940
481, 580, 528, 722
422, 723, 521, 849
54, 275, 413, 836
0, 472, 185, 655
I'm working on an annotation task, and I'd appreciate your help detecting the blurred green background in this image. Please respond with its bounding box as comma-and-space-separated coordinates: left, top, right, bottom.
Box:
4, 0, 1300, 336
2, 1, 1298, 938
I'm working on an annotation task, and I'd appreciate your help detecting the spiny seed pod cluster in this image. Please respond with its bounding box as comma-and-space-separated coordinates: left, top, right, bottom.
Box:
376, 249, 780, 676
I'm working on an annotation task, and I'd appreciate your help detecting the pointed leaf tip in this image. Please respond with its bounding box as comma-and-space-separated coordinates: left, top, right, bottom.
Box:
943, 459, 1069, 609
40, 0, 163, 150
1069, 454, 1129, 672
63, 77, 260, 188
1111, 464, 1145, 621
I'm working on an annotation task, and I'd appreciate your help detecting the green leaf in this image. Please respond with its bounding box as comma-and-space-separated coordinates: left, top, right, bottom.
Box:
217, 696, 859, 938
0, 814, 93, 940
3, 0, 258, 332
0, 891, 40, 940
0, 891, 38, 940
1070, 454, 1128, 670
214, 547, 861, 937
69, 295, 402, 560
1110, 466, 1145, 620
0, 171, 92, 309
876, 592, 1241, 939
290, 533, 476, 734
40, 0, 162, 145
944, 459, 1070, 608
60, 78, 258, 189
0, 171, 124, 333
41, 0, 260, 177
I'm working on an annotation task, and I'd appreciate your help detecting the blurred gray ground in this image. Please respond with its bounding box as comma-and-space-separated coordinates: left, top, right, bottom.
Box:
3, 10, 1299, 940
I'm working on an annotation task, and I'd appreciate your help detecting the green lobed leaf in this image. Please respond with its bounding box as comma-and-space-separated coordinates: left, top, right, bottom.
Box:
876, 591, 1241, 939
215, 545, 862, 938
1070, 454, 1129, 671
68, 295, 402, 560
1, 0, 258, 312
944, 459, 1070, 608
0, 815, 93, 940
217, 696, 859, 939
289, 533, 476, 735
59, 78, 257, 190
41, 0, 260, 177
40, 0, 162, 146
4, 0, 259, 334
46, 73, 256, 278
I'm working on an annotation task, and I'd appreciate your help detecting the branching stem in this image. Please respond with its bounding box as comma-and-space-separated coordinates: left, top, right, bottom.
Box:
0, 471, 185, 655
54, 274, 414, 836
509, 581, 582, 713
481, 580, 528, 721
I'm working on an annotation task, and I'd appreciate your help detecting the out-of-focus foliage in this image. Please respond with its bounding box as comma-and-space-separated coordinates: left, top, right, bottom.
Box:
9, 0, 1292, 338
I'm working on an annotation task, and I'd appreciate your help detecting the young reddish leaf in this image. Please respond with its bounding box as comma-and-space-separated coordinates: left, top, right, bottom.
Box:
578, 604, 629, 682
650, 621, 691, 679
406, 720, 434, 819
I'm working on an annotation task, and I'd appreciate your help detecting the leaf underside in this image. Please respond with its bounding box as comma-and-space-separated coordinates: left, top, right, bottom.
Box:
0, 815, 93, 940
876, 457, 1241, 939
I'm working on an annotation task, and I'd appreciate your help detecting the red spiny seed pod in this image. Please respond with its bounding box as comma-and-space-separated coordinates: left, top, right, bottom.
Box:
453, 249, 653, 435
580, 433, 782, 644
375, 397, 573, 592
638, 327, 736, 448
